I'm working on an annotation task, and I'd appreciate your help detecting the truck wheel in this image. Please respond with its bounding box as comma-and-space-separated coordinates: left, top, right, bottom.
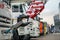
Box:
28, 37, 30, 40
12, 29, 19, 40
11, 36, 13, 40
23, 35, 30, 40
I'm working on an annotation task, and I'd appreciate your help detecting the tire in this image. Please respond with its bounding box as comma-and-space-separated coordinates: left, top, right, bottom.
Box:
28, 36, 30, 40
11, 36, 13, 40
12, 29, 19, 40
19, 35, 24, 40
23, 34, 30, 40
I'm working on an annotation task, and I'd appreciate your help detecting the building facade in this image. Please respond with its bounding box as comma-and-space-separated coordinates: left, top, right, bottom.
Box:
59, 3, 60, 20
54, 14, 60, 32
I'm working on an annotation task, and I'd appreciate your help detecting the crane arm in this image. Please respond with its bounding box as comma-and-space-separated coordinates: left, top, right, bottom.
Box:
26, 0, 44, 19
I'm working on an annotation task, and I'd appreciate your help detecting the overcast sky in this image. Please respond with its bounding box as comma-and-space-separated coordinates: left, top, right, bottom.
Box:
40, 0, 60, 17
39, 0, 60, 25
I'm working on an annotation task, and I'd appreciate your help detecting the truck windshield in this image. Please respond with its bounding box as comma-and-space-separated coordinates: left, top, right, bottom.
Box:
20, 4, 23, 13
12, 5, 19, 12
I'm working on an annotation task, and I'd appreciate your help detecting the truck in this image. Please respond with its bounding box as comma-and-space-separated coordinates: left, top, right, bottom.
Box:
0, 1, 31, 40
11, 2, 41, 39
1, 0, 44, 40
10, 2, 31, 40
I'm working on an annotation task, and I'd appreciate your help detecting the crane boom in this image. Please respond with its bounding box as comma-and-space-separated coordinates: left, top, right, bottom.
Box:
26, 0, 44, 19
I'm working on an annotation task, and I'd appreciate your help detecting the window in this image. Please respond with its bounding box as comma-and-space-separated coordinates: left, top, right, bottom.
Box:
20, 4, 23, 13
12, 5, 19, 12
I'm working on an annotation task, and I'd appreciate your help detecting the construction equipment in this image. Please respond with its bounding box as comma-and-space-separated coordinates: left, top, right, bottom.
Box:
26, 0, 44, 37
2, 0, 44, 40
26, 0, 44, 19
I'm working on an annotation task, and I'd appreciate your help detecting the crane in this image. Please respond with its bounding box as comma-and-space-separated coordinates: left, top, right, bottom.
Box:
2, 0, 44, 40
26, 0, 44, 19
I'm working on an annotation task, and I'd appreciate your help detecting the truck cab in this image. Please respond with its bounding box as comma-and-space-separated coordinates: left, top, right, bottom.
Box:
11, 2, 31, 40
11, 2, 28, 25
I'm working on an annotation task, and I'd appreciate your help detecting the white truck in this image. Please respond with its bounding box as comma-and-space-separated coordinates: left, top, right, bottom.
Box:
0, 1, 31, 40
11, 2, 40, 39
11, 2, 31, 40
1, 1, 40, 40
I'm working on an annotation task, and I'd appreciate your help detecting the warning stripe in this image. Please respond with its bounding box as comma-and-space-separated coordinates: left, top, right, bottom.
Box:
26, 0, 44, 19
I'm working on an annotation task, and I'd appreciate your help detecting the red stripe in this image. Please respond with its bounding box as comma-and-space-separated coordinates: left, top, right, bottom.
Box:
26, 0, 44, 19
26, 6, 44, 15
31, 6, 44, 8
32, 2, 43, 4
26, 11, 32, 13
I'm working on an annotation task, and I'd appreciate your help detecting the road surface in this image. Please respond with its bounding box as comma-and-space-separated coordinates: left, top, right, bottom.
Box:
31, 33, 60, 40
0, 33, 60, 40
